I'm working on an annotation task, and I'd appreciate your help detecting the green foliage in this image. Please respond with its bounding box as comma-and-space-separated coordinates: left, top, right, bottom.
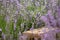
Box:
10, 21, 14, 34
0, 15, 6, 33
27, 5, 36, 11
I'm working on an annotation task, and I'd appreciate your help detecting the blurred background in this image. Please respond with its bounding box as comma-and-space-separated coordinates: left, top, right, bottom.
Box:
0, 0, 60, 40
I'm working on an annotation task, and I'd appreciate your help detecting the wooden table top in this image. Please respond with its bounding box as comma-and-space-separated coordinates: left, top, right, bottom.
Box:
23, 27, 58, 38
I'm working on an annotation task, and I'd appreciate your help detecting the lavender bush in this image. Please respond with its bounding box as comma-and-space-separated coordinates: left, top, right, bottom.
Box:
0, 0, 60, 40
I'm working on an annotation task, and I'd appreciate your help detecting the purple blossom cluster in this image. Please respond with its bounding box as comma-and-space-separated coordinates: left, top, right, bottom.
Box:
40, 9, 60, 28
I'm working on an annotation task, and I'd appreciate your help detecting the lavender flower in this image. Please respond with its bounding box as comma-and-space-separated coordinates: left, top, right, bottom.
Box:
40, 16, 51, 27
46, 10, 57, 27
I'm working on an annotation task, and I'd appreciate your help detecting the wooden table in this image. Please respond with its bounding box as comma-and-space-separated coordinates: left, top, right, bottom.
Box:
23, 27, 58, 40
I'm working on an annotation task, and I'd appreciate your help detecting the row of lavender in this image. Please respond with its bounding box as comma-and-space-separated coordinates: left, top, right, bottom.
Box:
0, 0, 60, 40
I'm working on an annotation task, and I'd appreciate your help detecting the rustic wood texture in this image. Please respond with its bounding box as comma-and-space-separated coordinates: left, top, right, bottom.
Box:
23, 27, 59, 40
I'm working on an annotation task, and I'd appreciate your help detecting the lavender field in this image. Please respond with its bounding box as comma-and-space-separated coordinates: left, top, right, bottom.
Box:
0, 0, 60, 40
